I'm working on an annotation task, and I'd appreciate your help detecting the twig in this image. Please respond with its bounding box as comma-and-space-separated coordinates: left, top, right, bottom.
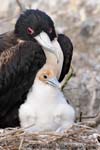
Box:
79, 112, 83, 122
61, 65, 75, 90
16, 0, 26, 12
82, 113, 100, 128
80, 111, 100, 120
18, 137, 24, 150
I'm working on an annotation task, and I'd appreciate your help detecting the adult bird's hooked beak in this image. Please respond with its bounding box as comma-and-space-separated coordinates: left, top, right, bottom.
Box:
47, 77, 60, 88
34, 31, 60, 63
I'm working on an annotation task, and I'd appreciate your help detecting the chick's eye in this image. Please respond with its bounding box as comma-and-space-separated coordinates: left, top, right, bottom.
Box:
43, 75, 48, 79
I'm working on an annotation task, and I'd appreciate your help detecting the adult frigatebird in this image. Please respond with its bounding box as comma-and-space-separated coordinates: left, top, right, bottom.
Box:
0, 9, 73, 128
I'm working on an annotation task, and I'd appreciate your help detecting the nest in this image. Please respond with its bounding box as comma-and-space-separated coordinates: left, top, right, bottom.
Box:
0, 124, 100, 150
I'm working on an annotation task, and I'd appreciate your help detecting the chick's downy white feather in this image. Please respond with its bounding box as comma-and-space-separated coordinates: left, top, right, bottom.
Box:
19, 66, 75, 132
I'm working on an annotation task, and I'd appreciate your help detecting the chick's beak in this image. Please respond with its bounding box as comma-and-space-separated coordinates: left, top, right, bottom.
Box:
47, 77, 60, 88
34, 31, 59, 63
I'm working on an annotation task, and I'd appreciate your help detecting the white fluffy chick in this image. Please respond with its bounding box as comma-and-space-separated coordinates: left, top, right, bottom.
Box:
19, 66, 75, 133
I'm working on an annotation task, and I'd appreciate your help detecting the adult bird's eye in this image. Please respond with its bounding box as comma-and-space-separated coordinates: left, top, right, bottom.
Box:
49, 28, 52, 33
27, 27, 34, 35
43, 75, 48, 79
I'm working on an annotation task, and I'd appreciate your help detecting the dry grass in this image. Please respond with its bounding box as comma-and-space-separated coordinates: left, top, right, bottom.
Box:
0, 124, 100, 150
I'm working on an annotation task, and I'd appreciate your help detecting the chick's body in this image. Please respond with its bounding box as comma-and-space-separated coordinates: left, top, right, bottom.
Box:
19, 69, 75, 132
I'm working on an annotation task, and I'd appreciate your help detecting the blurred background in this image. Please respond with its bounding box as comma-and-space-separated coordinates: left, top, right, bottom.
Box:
0, 0, 100, 130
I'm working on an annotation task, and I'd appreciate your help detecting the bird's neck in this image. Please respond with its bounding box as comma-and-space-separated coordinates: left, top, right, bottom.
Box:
44, 51, 58, 74
43, 40, 64, 79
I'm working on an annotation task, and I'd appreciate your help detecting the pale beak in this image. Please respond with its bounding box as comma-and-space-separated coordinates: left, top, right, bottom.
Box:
34, 31, 59, 63
47, 77, 60, 88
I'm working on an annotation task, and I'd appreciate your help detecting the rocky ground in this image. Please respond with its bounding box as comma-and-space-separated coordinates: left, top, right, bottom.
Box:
0, 0, 100, 130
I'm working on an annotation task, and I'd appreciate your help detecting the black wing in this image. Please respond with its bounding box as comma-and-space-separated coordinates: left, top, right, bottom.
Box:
0, 31, 17, 53
58, 34, 73, 82
0, 41, 46, 128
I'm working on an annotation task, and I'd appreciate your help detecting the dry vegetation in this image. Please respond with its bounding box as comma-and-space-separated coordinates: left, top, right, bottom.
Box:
0, 124, 100, 150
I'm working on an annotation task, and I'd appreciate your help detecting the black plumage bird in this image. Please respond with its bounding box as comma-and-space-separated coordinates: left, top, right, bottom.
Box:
0, 9, 73, 128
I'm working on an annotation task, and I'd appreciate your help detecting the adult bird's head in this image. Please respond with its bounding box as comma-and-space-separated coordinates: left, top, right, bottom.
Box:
14, 9, 59, 60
